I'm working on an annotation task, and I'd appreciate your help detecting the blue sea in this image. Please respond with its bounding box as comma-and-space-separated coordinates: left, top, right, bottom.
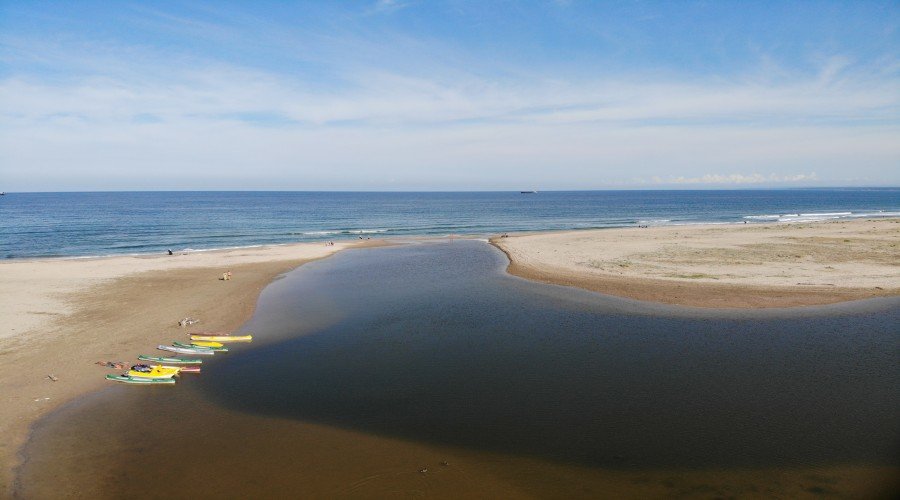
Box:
1, 189, 898, 259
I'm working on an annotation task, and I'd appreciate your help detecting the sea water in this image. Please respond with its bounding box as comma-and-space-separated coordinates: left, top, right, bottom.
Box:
2, 189, 899, 258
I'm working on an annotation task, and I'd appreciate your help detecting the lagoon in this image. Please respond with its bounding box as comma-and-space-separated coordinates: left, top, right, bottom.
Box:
16, 241, 900, 497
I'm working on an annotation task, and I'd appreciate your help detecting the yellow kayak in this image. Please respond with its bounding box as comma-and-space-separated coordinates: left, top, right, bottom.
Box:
127, 365, 180, 379
190, 335, 252, 343
191, 340, 224, 348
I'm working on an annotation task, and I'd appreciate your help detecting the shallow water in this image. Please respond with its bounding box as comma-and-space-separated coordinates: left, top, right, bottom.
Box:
16, 241, 900, 497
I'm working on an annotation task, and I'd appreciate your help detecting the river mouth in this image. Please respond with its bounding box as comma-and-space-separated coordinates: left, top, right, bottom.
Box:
15, 241, 900, 497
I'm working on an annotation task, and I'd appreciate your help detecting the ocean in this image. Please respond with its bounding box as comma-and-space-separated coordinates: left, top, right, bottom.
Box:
2, 189, 899, 259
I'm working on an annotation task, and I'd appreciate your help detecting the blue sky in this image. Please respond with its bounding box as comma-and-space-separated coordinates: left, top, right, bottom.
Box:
1, 0, 898, 190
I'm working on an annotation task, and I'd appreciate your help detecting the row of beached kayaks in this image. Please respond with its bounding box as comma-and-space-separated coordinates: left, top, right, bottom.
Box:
106, 332, 253, 385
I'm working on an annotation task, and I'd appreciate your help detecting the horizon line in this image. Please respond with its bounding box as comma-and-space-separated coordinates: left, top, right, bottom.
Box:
2, 186, 899, 194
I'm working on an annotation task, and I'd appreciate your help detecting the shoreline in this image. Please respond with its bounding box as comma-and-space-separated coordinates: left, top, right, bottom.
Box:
4, 219, 899, 491
10, 236, 900, 499
7, 210, 900, 263
0, 240, 382, 493
491, 218, 900, 309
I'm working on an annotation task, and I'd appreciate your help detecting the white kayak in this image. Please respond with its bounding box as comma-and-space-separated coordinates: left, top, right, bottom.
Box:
157, 345, 216, 356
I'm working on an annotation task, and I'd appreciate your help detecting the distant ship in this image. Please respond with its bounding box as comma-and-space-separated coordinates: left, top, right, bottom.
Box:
520, 190, 537, 194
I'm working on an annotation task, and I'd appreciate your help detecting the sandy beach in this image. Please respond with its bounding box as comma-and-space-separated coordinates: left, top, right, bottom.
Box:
3, 219, 900, 494
0, 241, 381, 492
492, 218, 900, 308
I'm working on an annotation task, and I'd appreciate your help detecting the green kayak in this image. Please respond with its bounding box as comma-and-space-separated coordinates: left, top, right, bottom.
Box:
106, 374, 176, 385
138, 355, 202, 365
173, 341, 228, 352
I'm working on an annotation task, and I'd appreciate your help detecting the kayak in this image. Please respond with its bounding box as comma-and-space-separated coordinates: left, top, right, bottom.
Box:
138, 355, 202, 365
128, 365, 181, 379
190, 340, 224, 348
162, 365, 200, 373
107, 374, 175, 385
158, 345, 216, 355
174, 341, 227, 351
190, 335, 253, 343
173, 341, 228, 352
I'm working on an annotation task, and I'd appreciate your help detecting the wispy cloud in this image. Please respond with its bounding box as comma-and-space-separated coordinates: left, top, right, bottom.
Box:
3, 43, 895, 129
650, 173, 818, 185
0, 2, 898, 190
371, 0, 412, 14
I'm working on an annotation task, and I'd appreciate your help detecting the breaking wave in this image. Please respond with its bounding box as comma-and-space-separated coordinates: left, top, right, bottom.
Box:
743, 211, 898, 223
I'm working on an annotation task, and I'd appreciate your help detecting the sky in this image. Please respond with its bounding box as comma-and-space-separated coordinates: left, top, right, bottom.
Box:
1, 0, 898, 191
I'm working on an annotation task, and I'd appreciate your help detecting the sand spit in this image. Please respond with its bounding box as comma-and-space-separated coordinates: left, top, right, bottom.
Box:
492, 218, 900, 308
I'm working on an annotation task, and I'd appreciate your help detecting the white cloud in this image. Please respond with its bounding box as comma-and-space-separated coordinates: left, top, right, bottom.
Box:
372, 0, 411, 13
1, 31, 898, 190
651, 172, 818, 185
3, 57, 896, 129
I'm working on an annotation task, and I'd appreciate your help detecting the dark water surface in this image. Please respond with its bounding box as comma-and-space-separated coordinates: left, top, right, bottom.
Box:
16, 241, 900, 497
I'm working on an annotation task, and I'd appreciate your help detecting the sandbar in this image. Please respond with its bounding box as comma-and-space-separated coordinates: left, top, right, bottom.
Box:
492, 218, 900, 308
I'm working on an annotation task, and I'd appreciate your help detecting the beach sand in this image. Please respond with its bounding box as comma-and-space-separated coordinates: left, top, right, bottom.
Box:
0, 241, 381, 492
492, 218, 900, 308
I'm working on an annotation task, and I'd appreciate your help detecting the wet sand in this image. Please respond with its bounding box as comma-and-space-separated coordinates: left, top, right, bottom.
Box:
19, 392, 900, 498
492, 218, 900, 308
0, 241, 383, 493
